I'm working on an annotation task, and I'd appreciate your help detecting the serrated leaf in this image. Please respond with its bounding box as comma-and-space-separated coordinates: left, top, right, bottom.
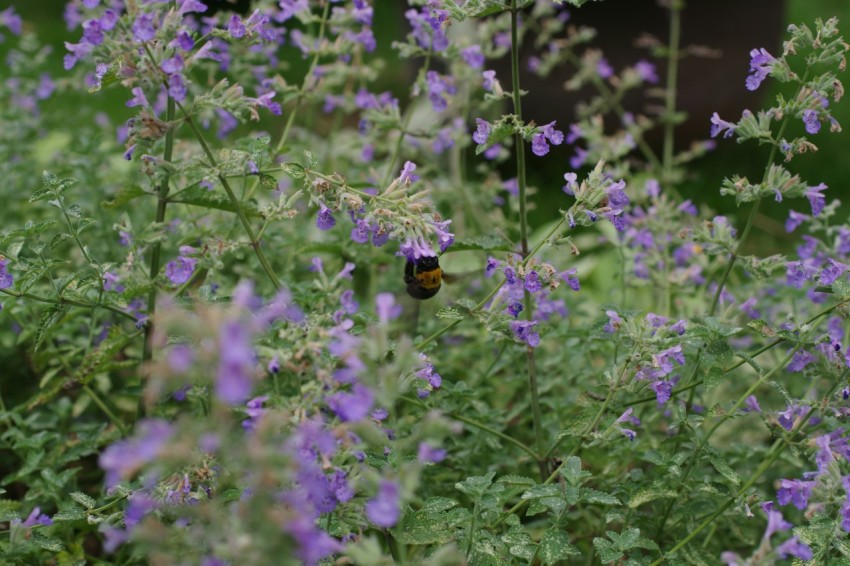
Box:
53, 505, 87, 522
833, 278, 850, 297
456, 472, 496, 499
581, 488, 621, 505
49, 233, 73, 249
593, 538, 622, 563
103, 185, 152, 209
538, 530, 580, 565
169, 185, 262, 217
421, 497, 459, 513
559, 456, 588, 486
280, 162, 305, 179
258, 173, 278, 190
391, 510, 453, 545
435, 306, 466, 320
76, 217, 97, 235
31, 531, 65, 552
34, 305, 67, 352
704, 366, 727, 391
556, 404, 600, 440
496, 475, 537, 488
703, 339, 733, 368
627, 483, 678, 508
69, 492, 96, 510
707, 453, 741, 486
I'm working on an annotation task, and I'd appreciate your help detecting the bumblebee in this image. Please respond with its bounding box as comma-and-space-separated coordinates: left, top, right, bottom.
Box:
404, 256, 443, 300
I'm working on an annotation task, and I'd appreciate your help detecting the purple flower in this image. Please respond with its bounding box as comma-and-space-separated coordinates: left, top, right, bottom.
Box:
650, 380, 673, 405
399, 236, 434, 261
178, 0, 208, 16
510, 320, 540, 347
805, 182, 828, 216
418, 442, 447, 463
432, 219, 454, 253
228, 15, 246, 38
710, 112, 736, 139
559, 268, 580, 291
820, 259, 846, 285
803, 109, 821, 134
776, 480, 815, 510
173, 30, 194, 51
0, 7, 23, 36
524, 270, 542, 293
399, 160, 419, 184
785, 210, 809, 232
132, 12, 156, 42
366, 480, 400, 528
761, 503, 792, 539
472, 118, 490, 145
485, 257, 501, 277
216, 320, 255, 405
775, 537, 813, 561
328, 383, 374, 422
165, 255, 197, 285
563, 172, 578, 195
616, 407, 640, 426
285, 516, 342, 566
0, 258, 14, 289
605, 179, 629, 208
745, 48, 777, 91
350, 219, 370, 244
99, 419, 173, 487
596, 57, 613, 78
18, 507, 53, 528
532, 134, 550, 156
482, 69, 497, 91
425, 71, 454, 112
653, 345, 685, 374
316, 203, 335, 230
507, 302, 523, 318
376, 293, 402, 322
634, 60, 658, 83
603, 310, 622, 333
787, 349, 815, 372
461, 45, 484, 69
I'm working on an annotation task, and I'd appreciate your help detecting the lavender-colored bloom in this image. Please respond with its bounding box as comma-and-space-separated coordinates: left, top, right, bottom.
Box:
432, 219, 454, 252
168, 344, 194, 373
376, 292, 402, 322
328, 383, 374, 422
524, 270, 542, 293
820, 259, 846, 285
560, 268, 580, 291
785, 210, 809, 232
775, 537, 813, 560
399, 236, 434, 261
802, 108, 821, 134
340, 290, 359, 314
482, 69, 497, 91
616, 407, 640, 426
165, 255, 197, 285
366, 480, 400, 528
399, 160, 419, 184
227, 14, 246, 38
650, 380, 673, 405
18, 507, 53, 528
785, 260, 817, 288
178, 0, 208, 15
745, 47, 776, 91
563, 172, 578, 195
744, 395, 762, 413
653, 345, 685, 374
216, 320, 254, 405
173, 30, 194, 51
596, 57, 613, 78
132, 12, 156, 42
805, 182, 828, 216
603, 310, 622, 333
242, 396, 268, 430
605, 180, 629, 208
507, 302, 523, 318
739, 297, 760, 319
472, 118, 490, 145
634, 59, 658, 83
541, 121, 564, 145
99, 419, 173, 487
350, 219, 370, 244
485, 257, 501, 277
776, 480, 815, 510
425, 71, 454, 112
316, 203, 335, 230
285, 516, 342, 566
418, 442, 447, 463
461, 45, 484, 69
82, 19, 104, 46
0, 258, 14, 289
678, 199, 698, 215
531, 133, 550, 157
504, 267, 517, 285
510, 320, 540, 348
709, 112, 736, 139
762, 503, 792, 539
0, 7, 22, 35
787, 349, 815, 372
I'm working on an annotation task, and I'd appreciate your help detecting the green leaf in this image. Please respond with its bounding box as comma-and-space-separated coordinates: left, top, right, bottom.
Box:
280, 162, 306, 179
69, 492, 96, 510
833, 278, 850, 297
703, 366, 727, 391
627, 483, 678, 508
220, 488, 242, 502
435, 306, 467, 321
538, 530, 580, 565
706, 452, 741, 487
456, 472, 496, 499
421, 497, 459, 513
559, 456, 589, 486
30, 531, 65, 552
169, 185, 262, 217
593, 538, 622, 563
703, 339, 733, 368
53, 504, 87, 522
103, 185, 152, 209
34, 305, 67, 352
581, 487, 621, 505
391, 510, 453, 545
87, 60, 122, 93
258, 173, 279, 191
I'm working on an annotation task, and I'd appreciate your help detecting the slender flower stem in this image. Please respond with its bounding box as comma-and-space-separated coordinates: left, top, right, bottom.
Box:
510, 0, 546, 480
0, 288, 138, 322
661, 1, 682, 184
274, 0, 331, 156
651, 368, 848, 564
177, 102, 282, 290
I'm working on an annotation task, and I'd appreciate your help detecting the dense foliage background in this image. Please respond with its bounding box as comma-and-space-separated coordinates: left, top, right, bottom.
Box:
1, 1, 850, 565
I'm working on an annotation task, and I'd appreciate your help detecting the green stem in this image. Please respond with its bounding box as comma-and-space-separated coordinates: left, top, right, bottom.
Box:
0, 288, 138, 322
661, 1, 682, 183
83, 385, 128, 436
141, 94, 176, 396
510, 0, 545, 480
274, 0, 332, 156
177, 102, 281, 290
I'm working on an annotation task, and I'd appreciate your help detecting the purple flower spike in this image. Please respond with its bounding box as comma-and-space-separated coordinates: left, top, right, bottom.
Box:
710, 112, 737, 139
366, 480, 400, 528
745, 47, 777, 91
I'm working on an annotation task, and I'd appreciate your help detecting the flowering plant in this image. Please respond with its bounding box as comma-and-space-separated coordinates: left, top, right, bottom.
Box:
1, 1, 850, 565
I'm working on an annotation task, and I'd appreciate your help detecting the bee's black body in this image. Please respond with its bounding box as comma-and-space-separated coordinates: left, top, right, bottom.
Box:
404, 256, 443, 300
